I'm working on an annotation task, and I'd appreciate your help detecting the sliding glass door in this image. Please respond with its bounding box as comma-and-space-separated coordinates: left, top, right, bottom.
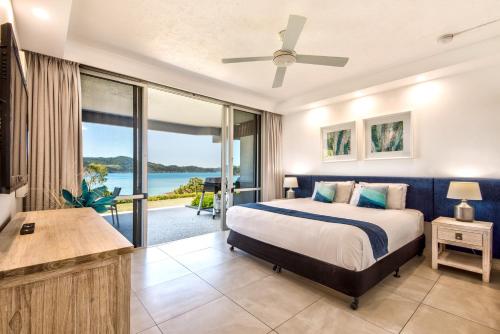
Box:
231, 108, 261, 204
222, 107, 261, 228
81, 73, 145, 246
81, 69, 261, 246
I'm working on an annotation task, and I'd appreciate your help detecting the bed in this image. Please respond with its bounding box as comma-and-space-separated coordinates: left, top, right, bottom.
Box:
226, 175, 433, 309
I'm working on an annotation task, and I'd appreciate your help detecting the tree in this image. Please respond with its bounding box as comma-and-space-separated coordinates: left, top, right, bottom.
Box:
84, 163, 109, 189
173, 177, 204, 194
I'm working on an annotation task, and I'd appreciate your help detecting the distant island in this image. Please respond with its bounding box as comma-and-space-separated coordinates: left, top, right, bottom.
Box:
84, 156, 222, 173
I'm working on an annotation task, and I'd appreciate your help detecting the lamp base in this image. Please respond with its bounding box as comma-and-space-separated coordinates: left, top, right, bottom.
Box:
454, 199, 474, 222
286, 188, 295, 199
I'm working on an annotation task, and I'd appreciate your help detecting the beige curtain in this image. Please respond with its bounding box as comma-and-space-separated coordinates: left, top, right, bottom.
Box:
261, 111, 283, 201
26, 52, 83, 211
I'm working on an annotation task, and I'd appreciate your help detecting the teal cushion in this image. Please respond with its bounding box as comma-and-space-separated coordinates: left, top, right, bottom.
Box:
357, 186, 388, 209
313, 183, 337, 203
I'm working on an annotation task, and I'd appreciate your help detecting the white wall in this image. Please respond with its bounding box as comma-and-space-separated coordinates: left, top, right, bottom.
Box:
283, 64, 500, 178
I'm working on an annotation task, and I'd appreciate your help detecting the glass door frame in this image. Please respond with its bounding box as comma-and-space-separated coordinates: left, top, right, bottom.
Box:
221, 106, 262, 230
80, 68, 149, 247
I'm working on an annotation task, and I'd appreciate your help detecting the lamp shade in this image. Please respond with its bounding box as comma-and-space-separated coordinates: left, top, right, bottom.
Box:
447, 181, 482, 200
283, 177, 298, 188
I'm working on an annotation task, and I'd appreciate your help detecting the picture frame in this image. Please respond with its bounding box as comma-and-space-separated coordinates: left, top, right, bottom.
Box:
363, 111, 413, 160
321, 121, 357, 162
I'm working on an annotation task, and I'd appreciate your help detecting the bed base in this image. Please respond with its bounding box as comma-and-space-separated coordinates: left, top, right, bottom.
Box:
227, 230, 425, 310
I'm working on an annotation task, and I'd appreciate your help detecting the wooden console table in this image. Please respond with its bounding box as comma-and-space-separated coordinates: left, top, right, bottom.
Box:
0, 208, 134, 333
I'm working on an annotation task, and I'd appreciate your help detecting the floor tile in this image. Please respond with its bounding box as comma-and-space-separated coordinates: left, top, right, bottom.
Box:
132, 247, 170, 266
227, 275, 322, 328
131, 257, 191, 291
137, 273, 222, 324
158, 297, 270, 334
174, 247, 239, 272
130, 292, 155, 334
138, 326, 162, 334
328, 286, 419, 334
197, 256, 271, 293
380, 272, 435, 302
275, 297, 389, 334
400, 255, 441, 282
423, 276, 500, 330
401, 304, 498, 334
158, 233, 216, 256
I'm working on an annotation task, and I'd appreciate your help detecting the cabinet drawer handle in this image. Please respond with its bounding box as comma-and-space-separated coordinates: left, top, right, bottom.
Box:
455, 233, 463, 240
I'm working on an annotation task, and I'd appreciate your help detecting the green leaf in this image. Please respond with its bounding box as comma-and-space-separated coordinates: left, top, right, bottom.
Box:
81, 179, 89, 196
61, 189, 75, 205
93, 196, 115, 206
92, 204, 109, 213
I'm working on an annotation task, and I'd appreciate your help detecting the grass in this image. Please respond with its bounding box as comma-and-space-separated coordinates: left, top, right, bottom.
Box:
116, 196, 194, 212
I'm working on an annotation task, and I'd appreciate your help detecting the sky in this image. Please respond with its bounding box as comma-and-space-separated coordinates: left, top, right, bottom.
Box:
83, 122, 240, 168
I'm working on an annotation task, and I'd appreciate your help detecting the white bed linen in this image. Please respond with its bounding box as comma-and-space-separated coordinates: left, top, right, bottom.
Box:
226, 198, 424, 271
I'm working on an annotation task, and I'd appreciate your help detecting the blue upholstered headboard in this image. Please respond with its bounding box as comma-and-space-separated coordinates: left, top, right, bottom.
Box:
286, 175, 434, 221
285, 174, 500, 258
434, 178, 500, 259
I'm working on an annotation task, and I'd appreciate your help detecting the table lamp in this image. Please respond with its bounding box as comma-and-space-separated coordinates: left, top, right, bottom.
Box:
447, 181, 482, 222
283, 177, 298, 199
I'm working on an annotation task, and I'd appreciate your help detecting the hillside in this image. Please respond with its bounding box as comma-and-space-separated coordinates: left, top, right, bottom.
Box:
84, 156, 221, 173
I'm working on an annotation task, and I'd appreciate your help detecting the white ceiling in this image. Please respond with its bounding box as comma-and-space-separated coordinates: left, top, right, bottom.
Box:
11, 0, 500, 111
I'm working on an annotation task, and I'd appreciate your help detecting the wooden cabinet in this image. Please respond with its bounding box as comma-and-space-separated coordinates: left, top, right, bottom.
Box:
0, 208, 134, 334
432, 216, 493, 282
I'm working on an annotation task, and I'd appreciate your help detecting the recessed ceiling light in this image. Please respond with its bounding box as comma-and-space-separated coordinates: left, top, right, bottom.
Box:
32, 7, 50, 20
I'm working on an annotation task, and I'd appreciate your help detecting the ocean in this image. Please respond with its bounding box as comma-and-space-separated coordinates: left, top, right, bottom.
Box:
104, 172, 220, 196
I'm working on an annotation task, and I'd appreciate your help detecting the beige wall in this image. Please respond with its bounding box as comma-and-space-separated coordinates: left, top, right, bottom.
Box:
283, 64, 500, 178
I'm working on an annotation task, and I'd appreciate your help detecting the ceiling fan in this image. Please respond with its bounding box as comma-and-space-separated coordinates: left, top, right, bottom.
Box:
221, 15, 349, 88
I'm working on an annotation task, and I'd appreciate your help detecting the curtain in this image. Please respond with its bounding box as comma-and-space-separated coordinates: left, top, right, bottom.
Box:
261, 111, 283, 201
26, 52, 83, 211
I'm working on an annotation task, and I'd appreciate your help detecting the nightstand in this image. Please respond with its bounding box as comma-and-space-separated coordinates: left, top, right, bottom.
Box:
432, 216, 493, 282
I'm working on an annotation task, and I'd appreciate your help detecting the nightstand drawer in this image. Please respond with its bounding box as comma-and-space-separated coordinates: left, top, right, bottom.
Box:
438, 228, 483, 247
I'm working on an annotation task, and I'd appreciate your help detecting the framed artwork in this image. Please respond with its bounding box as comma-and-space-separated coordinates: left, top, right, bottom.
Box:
363, 111, 413, 160
321, 121, 357, 162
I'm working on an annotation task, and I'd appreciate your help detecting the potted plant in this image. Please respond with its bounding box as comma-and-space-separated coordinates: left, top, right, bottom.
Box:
62, 179, 116, 213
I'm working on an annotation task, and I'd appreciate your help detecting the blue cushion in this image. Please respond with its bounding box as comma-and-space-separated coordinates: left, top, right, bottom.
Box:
358, 186, 388, 209
313, 183, 337, 203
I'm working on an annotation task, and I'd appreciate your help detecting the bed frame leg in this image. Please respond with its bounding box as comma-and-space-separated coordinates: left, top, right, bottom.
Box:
350, 297, 359, 310
272, 264, 277, 271
272, 264, 282, 273
393, 267, 401, 278
229, 245, 234, 251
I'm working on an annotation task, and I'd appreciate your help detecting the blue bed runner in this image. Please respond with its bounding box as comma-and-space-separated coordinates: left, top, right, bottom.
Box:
239, 203, 388, 259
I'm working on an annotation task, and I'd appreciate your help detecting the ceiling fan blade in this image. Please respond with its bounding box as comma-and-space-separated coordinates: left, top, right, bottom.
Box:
282, 15, 307, 51
295, 55, 349, 67
222, 56, 273, 64
272, 67, 287, 88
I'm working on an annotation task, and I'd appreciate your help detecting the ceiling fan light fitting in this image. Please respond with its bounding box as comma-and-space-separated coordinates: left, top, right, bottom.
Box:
273, 50, 296, 67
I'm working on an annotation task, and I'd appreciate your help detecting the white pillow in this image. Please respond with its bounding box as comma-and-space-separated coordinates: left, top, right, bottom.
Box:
359, 182, 408, 209
312, 181, 355, 204
349, 184, 363, 206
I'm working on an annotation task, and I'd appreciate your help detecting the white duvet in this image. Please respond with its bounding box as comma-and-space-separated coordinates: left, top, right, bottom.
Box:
226, 198, 424, 271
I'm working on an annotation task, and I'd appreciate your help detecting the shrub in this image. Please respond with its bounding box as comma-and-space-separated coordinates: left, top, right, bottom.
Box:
173, 177, 204, 194
191, 192, 214, 209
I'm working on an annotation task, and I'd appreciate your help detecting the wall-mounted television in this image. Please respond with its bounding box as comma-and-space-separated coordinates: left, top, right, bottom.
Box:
0, 23, 28, 194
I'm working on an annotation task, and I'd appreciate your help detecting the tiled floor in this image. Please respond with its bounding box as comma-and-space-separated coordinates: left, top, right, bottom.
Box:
130, 231, 500, 334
